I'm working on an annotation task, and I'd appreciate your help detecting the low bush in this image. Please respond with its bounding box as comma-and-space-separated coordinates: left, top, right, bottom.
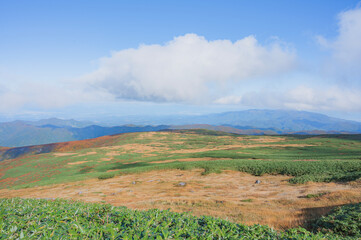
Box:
313, 202, 361, 238
97, 173, 115, 180
0, 198, 350, 239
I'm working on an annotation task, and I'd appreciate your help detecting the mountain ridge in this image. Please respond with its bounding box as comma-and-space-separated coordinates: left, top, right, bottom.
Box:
1, 110, 361, 147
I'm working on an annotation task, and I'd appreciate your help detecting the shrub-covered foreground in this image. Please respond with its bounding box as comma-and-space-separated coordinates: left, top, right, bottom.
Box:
313, 202, 361, 238
0, 198, 355, 239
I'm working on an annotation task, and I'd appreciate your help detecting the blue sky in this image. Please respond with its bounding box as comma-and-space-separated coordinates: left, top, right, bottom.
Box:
1, 1, 361, 121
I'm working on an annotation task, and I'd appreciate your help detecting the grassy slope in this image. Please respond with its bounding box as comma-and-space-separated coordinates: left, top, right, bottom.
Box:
0, 129, 361, 189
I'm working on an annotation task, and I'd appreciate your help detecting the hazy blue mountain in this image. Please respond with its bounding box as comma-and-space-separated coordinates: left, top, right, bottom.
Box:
0, 121, 170, 147
1, 110, 361, 147
95, 110, 361, 132
24, 118, 95, 128
69, 125, 169, 140
0, 121, 76, 147
173, 110, 361, 132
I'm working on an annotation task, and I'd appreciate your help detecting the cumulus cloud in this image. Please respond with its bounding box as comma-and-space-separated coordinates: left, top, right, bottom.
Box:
216, 86, 361, 111
317, 5, 361, 81
83, 34, 296, 103
223, 5, 361, 113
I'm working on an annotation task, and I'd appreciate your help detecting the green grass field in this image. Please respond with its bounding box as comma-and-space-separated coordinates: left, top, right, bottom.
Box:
1, 129, 361, 189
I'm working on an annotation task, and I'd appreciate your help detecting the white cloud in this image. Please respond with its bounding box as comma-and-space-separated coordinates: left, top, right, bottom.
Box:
214, 95, 243, 105
283, 86, 361, 111
0, 34, 295, 113
83, 34, 296, 103
317, 5, 361, 81
0, 80, 113, 113
217, 85, 361, 111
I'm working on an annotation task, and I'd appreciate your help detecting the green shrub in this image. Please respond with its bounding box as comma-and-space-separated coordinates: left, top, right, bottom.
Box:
79, 165, 93, 174
313, 202, 361, 237
97, 172, 115, 180
306, 192, 328, 198
0, 198, 348, 239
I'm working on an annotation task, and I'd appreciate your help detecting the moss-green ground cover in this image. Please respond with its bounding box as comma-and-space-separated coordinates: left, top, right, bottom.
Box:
313, 202, 361, 238
0, 198, 354, 239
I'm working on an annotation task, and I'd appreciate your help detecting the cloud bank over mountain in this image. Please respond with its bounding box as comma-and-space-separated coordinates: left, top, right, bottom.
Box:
217, 86, 361, 111
82, 34, 296, 103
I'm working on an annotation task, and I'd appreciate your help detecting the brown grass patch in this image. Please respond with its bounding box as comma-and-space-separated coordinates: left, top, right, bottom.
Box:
135, 132, 169, 142
53, 153, 77, 157
121, 143, 169, 153
78, 151, 97, 156
67, 161, 88, 165
106, 151, 122, 156
248, 137, 287, 143
1, 169, 360, 230
100, 146, 123, 150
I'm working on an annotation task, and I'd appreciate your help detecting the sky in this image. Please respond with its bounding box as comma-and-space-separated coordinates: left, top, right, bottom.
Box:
1, 0, 361, 122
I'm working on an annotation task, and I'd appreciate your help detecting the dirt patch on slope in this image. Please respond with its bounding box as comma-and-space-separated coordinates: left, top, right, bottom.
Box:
78, 151, 97, 156
53, 153, 77, 157
247, 137, 287, 143
67, 161, 88, 165
137, 132, 169, 140
1, 169, 360, 230
106, 151, 123, 156
121, 143, 169, 153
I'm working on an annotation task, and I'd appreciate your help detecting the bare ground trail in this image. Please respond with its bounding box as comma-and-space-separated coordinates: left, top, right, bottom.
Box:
1, 169, 360, 230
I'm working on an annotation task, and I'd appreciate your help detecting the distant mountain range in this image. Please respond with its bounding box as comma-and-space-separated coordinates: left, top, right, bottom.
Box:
23, 118, 95, 128
1, 109, 361, 147
0, 120, 168, 147
156, 109, 360, 132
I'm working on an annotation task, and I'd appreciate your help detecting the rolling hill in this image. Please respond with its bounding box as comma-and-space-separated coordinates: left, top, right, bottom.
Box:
1, 110, 361, 147
0, 129, 360, 235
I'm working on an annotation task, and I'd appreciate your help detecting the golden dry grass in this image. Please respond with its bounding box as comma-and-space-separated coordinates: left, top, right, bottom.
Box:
1, 169, 360, 230
67, 161, 89, 165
